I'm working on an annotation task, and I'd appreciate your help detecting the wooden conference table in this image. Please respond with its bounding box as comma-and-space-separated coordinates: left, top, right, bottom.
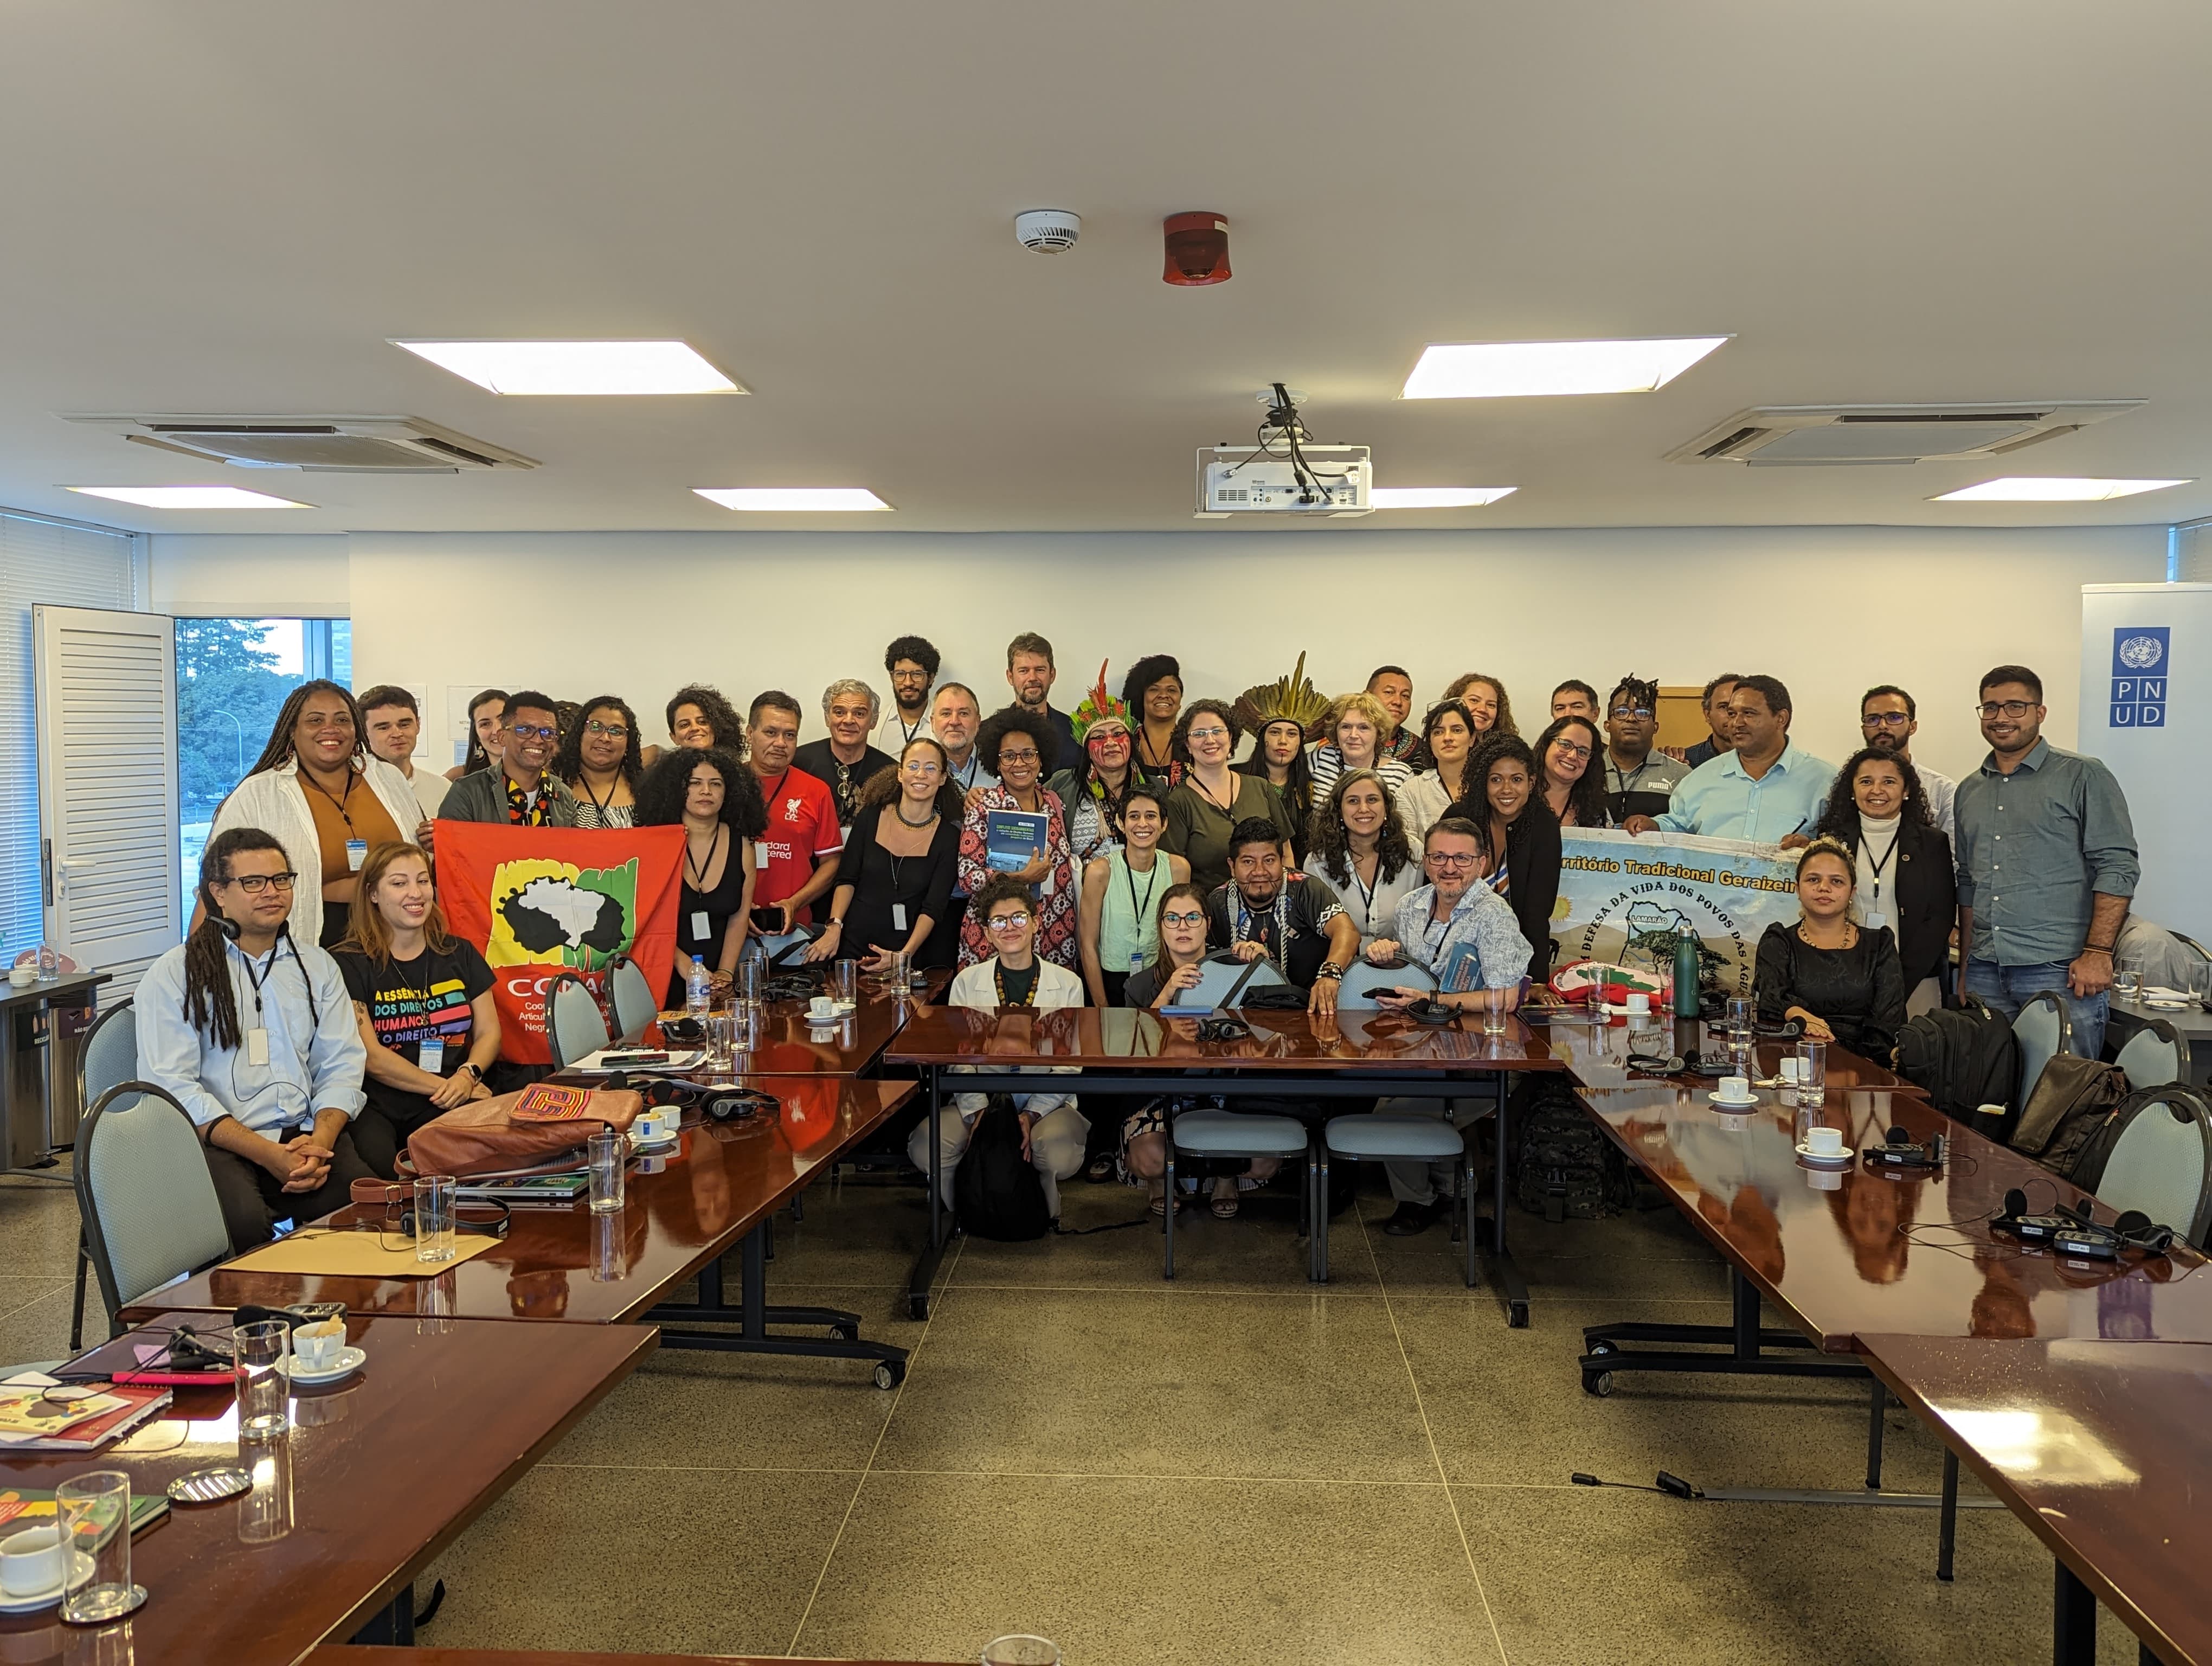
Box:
326, 1651, 965, 1665
0, 1315, 654, 1666
888, 1001, 1568, 1324
1862, 1333, 2212, 1666
127, 1077, 919, 1387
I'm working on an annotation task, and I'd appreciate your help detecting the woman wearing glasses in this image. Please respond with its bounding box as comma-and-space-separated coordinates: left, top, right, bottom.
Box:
1397, 699, 1478, 841
1444, 734, 1562, 982
1533, 715, 1609, 829
1160, 699, 1298, 896
207, 680, 423, 949
810, 736, 967, 972
1077, 784, 1191, 1008
554, 694, 645, 829
955, 705, 1079, 969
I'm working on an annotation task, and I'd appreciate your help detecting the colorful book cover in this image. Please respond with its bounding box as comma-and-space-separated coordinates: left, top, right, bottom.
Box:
0, 1486, 169, 1546
983, 809, 1048, 873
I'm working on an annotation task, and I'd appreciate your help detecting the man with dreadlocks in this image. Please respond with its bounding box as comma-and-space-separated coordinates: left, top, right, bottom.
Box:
1601, 673, 1689, 824
139, 826, 372, 1252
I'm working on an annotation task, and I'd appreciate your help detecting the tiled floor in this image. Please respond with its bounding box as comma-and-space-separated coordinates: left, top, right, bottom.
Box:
2, 1167, 2142, 1664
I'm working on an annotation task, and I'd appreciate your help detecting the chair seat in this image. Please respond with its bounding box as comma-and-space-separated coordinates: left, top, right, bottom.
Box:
1326, 1113, 1466, 1159
1172, 1110, 1309, 1158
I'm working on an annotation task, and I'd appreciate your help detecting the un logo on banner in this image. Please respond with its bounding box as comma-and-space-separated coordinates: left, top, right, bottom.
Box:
2110, 625, 2171, 729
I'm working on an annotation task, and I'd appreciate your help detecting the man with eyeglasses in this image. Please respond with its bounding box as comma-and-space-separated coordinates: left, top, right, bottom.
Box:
139, 826, 372, 1252
1600, 674, 1687, 822
356, 684, 448, 822
1205, 818, 1359, 1018
876, 635, 942, 753
1954, 664, 2138, 1056
793, 678, 896, 829
438, 690, 581, 826
1362, 817, 1534, 1235
1860, 685, 1956, 844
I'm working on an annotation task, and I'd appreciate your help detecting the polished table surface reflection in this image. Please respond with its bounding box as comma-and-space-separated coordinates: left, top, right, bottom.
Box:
1860, 1333, 2212, 1666
630, 969, 951, 1077
1581, 1075, 2212, 1350
886, 1001, 1568, 1072
126, 1078, 916, 1324
0, 1315, 654, 1666
326, 1651, 964, 1665
1538, 1012, 1926, 1096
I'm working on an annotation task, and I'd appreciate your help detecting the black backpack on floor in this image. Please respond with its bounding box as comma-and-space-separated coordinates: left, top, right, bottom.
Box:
1895, 999, 2019, 1132
1510, 1075, 1634, 1222
954, 1099, 1054, 1241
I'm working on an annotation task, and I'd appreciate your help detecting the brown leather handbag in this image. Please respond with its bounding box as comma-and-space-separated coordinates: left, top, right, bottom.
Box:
401, 1085, 646, 1178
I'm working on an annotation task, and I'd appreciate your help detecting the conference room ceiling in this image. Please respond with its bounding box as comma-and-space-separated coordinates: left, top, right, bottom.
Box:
5, 1, 2211, 536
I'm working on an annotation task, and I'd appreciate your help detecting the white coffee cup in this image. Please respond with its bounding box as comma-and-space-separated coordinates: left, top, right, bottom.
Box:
1625, 992, 1651, 1015
294, 1319, 345, 1372
807, 995, 835, 1020
1779, 1057, 1803, 1083
7, 966, 33, 989
1718, 1075, 1753, 1104
1804, 1125, 1847, 1156
0, 1525, 66, 1597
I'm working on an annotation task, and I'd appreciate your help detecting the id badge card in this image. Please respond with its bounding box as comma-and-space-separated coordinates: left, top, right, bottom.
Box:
755, 841, 771, 870
1862, 908, 1888, 931
691, 910, 711, 941
417, 1037, 445, 1074
1040, 872, 1056, 897
892, 903, 909, 932
345, 838, 368, 872
246, 1027, 270, 1067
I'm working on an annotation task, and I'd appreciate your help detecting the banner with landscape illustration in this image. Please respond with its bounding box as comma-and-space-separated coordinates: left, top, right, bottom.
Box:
436, 824, 685, 1063
1548, 828, 1799, 997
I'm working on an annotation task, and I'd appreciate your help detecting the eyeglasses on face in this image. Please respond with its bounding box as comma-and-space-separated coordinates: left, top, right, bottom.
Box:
985, 912, 1033, 932
1609, 706, 1654, 721
1976, 701, 2035, 719
1426, 852, 1480, 869
997, 747, 1039, 765
221, 872, 299, 893
584, 721, 631, 739
1187, 725, 1229, 743
1863, 712, 1912, 728
510, 723, 557, 741
1160, 909, 1206, 927
1551, 741, 1593, 760
903, 758, 943, 776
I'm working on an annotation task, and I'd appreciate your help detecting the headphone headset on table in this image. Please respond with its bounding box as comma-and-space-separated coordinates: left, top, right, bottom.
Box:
1862, 1125, 1947, 1171
389, 1197, 512, 1240
1195, 1016, 1251, 1042
705, 1087, 779, 1122
1991, 1187, 2176, 1258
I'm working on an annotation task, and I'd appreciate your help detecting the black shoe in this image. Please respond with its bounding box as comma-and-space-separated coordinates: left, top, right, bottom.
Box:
1382, 1200, 1443, 1237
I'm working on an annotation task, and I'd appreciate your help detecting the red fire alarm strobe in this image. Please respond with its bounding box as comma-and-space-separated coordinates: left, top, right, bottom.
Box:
1163, 212, 1230, 286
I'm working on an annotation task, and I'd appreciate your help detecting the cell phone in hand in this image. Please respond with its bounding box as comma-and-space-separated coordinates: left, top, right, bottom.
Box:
750, 907, 787, 932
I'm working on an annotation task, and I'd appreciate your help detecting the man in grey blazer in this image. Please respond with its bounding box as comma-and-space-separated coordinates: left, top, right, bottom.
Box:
437, 690, 581, 827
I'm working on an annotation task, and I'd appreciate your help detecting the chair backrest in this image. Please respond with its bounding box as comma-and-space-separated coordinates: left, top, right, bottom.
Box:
1335, 959, 1438, 1010
76, 1000, 139, 1119
74, 1081, 233, 1333
2114, 1020, 2189, 1092
2012, 990, 2073, 1110
2074, 1087, 2212, 1250
548, 972, 612, 1067
606, 956, 659, 1043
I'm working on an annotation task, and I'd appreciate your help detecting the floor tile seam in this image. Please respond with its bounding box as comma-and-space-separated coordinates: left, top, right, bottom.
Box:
783, 1225, 967, 1657
859, 1466, 1456, 1488
533, 1461, 873, 1476
943, 1281, 1393, 1297
0, 1282, 72, 1323
1360, 1202, 1513, 1666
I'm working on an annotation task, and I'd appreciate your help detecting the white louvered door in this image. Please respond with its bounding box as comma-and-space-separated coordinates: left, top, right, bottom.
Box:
35, 606, 179, 991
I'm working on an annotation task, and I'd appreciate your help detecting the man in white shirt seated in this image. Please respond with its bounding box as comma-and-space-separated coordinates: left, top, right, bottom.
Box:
906, 875, 1088, 1218
137, 827, 372, 1252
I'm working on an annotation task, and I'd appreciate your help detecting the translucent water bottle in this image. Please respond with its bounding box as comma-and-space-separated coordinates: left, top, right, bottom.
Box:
685, 954, 712, 1020
36, 944, 59, 983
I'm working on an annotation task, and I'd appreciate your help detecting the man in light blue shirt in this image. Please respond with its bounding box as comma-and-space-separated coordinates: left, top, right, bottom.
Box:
1625, 674, 1834, 845
138, 826, 370, 1252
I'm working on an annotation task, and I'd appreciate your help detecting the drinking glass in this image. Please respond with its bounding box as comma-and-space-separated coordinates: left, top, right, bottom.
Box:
704, 1010, 736, 1073
1795, 1039, 1827, 1106
237, 1432, 295, 1545
736, 953, 764, 1021
890, 949, 914, 992
587, 1128, 625, 1214
233, 1319, 291, 1437
412, 1174, 456, 1264
1482, 985, 1509, 1035
981, 1638, 1060, 1666
57, 1471, 142, 1623
2113, 955, 2144, 1002
833, 958, 857, 1006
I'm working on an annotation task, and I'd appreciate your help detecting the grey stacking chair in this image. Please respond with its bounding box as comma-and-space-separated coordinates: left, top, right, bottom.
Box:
2012, 990, 2073, 1111
69, 1001, 138, 1349
547, 971, 611, 1068
1313, 1112, 1477, 1285
74, 1082, 233, 1337
1162, 1110, 1312, 1279
2072, 1086, 2212, 1250
2114, 1018, 2190, 1092
606, 956, 660, 1043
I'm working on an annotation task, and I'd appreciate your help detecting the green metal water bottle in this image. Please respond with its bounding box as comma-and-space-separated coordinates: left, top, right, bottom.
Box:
1671, 921, 1702, 1018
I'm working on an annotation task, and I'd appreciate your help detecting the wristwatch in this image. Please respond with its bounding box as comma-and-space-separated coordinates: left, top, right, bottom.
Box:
461, 1062, 484, 1081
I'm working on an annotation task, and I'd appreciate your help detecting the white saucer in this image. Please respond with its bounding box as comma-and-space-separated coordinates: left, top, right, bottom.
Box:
281, 1345, 365, 1385
1794, 1142, 1854, 1166
629, 1129, 679, 1150
1707, 1091, 1759, 1110
0, 1550, 94, 1614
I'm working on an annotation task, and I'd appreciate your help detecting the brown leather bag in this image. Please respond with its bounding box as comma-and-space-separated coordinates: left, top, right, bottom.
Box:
402, 1086, 645, 1178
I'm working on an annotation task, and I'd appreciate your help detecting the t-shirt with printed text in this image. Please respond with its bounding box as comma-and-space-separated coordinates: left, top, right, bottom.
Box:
749, 765, 843, 921
335, 940, 494, 1124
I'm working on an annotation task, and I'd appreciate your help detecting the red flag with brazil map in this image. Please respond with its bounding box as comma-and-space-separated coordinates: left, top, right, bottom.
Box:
434, 823, 685, 1064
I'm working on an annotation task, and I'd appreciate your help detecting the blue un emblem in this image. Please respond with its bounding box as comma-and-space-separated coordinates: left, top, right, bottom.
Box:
2110, 626, 2170, 728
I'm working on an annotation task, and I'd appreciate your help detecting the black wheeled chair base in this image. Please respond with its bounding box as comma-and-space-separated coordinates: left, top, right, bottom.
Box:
646, 1223, 909, 1389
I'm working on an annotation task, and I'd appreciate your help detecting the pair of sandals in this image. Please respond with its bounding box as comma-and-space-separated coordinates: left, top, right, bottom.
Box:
1147, 1178, 1239, 1219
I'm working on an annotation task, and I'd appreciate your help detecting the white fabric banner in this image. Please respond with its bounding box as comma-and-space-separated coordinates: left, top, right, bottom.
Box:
1551, 827, 1800, 997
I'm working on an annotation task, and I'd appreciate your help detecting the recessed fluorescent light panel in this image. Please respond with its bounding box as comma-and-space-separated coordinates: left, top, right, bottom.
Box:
391, 339, 743, 396
1369, 486, 1517, 509
694, 488, 891, 512
1403, 336, 1731, 400
67, 485, 310, 509
1931, 477, 2191, 503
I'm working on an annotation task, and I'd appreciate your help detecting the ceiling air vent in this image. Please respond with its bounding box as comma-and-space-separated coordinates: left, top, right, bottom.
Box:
62, 414, 538, 473
1665, 402, 2143, 466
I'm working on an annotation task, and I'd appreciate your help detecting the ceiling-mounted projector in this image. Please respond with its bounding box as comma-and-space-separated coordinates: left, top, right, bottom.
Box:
1195, 384, 1372, 516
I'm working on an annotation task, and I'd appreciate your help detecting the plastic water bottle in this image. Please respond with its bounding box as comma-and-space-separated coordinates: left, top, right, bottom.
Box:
1671, 922, 1701, 1019
685, 955, 712, 1020
36, 944, 58, 983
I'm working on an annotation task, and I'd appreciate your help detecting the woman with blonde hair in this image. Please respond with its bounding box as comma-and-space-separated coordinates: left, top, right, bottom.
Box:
1306, 690, 1413, 800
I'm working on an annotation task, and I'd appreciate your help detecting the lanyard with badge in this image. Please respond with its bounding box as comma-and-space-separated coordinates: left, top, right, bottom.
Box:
686, 823, 726, 945
304, 767, 369, 874
395, 953, 450, 1076
755, 769, 788, 875
1861, 825, 1901, 931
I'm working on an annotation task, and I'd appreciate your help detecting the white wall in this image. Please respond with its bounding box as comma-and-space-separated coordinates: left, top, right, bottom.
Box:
148, 534, 350, 618
313, 524, 2163, 784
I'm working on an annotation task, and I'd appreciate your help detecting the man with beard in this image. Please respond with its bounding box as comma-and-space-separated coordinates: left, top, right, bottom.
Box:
439, 690, 581, 826
1204, 817, 1359, 1019
931, 682, 995, 794
877, 635, 940, 752
1006, 631, 1083, 774
1600, 674, 1688, 823
1860, 684, 1956, 844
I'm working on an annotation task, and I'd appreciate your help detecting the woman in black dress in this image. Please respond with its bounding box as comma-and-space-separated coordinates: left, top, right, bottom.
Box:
635, 745, 768, 1004
1814, 746, 1954, 1014
1756, 838, 1908, 1060
809, 735, 966, 971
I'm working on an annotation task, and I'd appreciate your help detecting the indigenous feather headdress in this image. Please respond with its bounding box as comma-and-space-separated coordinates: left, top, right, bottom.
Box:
1232, 651, 1332, 741
1070, 661, 1133, 742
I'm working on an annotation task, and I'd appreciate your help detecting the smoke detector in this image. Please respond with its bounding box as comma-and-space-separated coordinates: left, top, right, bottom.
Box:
1014, 210, 1081, 253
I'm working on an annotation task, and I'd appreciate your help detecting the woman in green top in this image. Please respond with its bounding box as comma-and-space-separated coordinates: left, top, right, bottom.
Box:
1159, 699, 1297, 896
1077, 784, 1191, 1008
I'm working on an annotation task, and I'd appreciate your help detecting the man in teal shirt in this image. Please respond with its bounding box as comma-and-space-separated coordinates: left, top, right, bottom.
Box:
1624, 675, 1832, 845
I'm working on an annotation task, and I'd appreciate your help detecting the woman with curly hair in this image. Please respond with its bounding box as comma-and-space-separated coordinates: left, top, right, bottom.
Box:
1440, 672, 1516, 740
1306, 768, 1420, 947
1306, 690, 1414, 801
1159, 699, 1297, 896
1444, 733, 1560, 981
634, 745, 768, 1003
1814, 745, 1954, 1014
955, 705, 1078, 968
1122, 653, 1186, 786
554, 694, 645, 828
1532, 714, 1609, 829
642, 683, 744, 768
